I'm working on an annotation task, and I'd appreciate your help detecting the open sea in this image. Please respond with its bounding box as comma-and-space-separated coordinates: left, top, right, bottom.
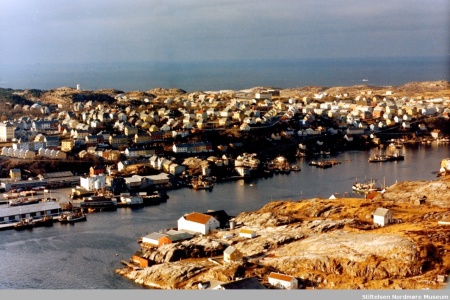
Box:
0, 56, 448, 92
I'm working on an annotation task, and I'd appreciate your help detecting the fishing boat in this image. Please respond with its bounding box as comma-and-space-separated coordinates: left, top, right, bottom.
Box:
316, 161, 333, 168
368, 154, 388, 163
386, 153, 405, 161
192, 180, 214, 190
140, 191, 169, 205
34, 215, 54, 227
66, 211, 87, 223
352, 179, 382, 194
9, 197, 40, 206
59, 211, 87, 223
80, 195, 117, 212
290, 164, 301, 172
117, 195, 144, 208
14, 217, 34, 230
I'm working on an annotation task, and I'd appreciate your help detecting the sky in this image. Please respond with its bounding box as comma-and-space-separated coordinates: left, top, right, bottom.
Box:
0, 0, 449, 65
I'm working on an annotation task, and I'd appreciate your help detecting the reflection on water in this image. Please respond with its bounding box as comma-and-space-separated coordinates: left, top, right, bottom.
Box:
0, 144, 448, 289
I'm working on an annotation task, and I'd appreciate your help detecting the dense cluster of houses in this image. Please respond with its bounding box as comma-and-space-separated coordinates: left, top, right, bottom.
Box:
0, 87, 447, 189
2, 88, 447, 149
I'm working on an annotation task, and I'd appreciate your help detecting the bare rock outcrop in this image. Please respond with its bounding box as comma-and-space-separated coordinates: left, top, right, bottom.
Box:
117, 182, 450, 290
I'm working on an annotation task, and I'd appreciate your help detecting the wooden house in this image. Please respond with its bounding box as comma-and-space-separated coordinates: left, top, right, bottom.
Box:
223, 246, 243, 262
373, 208, 393, 227
141, 232, 168, 247
268, 272, 298, 289
177, 212, 220, 235
239, 228, 256, 239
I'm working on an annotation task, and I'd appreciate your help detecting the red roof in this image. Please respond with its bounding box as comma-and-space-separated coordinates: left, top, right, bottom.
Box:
269, 272, 295, 282
184, 212, 212, 224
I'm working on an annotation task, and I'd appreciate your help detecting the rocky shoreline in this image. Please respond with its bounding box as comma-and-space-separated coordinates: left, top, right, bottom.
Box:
115, 177, 450, 290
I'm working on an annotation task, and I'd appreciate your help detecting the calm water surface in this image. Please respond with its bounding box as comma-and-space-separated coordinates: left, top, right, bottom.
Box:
0, 143, 449, 289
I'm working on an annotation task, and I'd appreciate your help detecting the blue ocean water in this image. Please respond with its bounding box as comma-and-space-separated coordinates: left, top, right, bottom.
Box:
0, 56, 448, 92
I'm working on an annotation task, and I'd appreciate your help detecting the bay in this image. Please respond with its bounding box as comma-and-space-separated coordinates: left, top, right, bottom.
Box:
0, 143, 449, 289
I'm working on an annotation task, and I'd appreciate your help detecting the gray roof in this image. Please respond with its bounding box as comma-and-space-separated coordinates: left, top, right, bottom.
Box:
0, 202, 61, 218
373, 207, 391, 217
165, 229, 193, 242
143, 232, 168, 241
218, 277, 266, 289
43, 171, 74, 179
224, 246, 238, 255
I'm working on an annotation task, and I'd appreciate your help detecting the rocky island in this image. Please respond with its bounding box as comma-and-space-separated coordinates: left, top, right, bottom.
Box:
115, 177, 450, 290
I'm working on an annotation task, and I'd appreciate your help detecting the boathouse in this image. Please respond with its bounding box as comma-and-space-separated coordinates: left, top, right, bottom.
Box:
373, 208, 393, 227
141, 232, 168, 247
268, 272, 298, 289
177, 212, 220, 235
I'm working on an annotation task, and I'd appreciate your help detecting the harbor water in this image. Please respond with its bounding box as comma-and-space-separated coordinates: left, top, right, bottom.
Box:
0, 143, 449, 289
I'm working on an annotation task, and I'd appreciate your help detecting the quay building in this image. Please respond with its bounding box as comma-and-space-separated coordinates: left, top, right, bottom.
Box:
0, 202, 61, 224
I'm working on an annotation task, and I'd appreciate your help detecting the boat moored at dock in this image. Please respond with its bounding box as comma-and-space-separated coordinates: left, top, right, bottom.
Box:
59, 210, 87, 223
13, 217, 34, 230
80, 196, 117, 212
34, 215, 54, 227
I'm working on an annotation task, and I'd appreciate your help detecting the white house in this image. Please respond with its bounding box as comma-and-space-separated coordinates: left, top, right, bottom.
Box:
79, 174, 107, 191
373, 208, 393, 227
177, 212, 220, 235
268, 272, 298, 289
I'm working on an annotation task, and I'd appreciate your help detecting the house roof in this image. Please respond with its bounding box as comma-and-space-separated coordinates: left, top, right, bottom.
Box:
43, 171, 74, 179
217, 277, 266, 290
184, 212, 213, 225
224, 246, 238, 255
373, 207, 391, 217
268, 272, 295, 282
204, 210, 232, 228
143, 232, 168, 241
165, 229, 193, 242
239, 228, 255, 234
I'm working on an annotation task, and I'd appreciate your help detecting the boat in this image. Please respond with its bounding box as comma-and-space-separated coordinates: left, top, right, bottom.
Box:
117, 195, 144, 208
386, 153, 405, 161
80, 196, 117, 212
352, 179, 382, 194
140, 191, 168, 205
291, 164, 301, 172
59, 211, 87, 223
9, 197, 41, 206
316, 161, 332, 168
66, 211, 87, 223
14, 217, 34, 230
368, 154, 388, 163
58, 211, 72, 223
192, 181, 214, 190
34, 215, 54, 227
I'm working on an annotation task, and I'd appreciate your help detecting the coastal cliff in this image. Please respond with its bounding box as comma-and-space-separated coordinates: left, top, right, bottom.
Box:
116, 178, 450, 290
